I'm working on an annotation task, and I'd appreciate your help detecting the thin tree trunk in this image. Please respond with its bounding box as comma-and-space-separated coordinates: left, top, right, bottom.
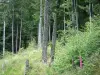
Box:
30, 32, 33, 41
89, 2, 93, 33
51, 13, 57, 63
49, 0, 52, 42
63, 0, 66, 45
42, 0, 50, 64
3, 18, 6, 56
12, 6, 14, 54
72, 0, 75, 29
49, 25, 51, 41
16, 24, 18, 53
19, 12, 22, 49
38, 0, 43, 49
75, 0, 78, 31
64, 1, 66, 33
41, 26, 44, 47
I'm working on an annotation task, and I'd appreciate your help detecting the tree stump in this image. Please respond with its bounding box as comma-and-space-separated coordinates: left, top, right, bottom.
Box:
24, 59, 29, 75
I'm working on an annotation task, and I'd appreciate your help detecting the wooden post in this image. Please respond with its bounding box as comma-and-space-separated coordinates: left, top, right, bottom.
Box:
79, 56, 83, 68
24, 59, 29, 75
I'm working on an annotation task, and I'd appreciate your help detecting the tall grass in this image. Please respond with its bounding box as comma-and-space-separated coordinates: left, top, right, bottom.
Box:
0, 41, 47, 75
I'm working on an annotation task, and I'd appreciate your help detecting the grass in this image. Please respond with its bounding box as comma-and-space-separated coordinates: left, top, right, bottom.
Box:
0, 42, 49, 75
0, 31, 100, 75
0, 30, 100, 75
0, 17, 100, 75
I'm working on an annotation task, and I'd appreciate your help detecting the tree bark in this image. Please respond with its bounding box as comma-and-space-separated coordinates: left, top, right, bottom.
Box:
72, 0, 76, 29
75, 0, 79, 31
42, 0, 50, 64
19, 11, 22, 49
64, 0, 66, 33
89, 1, 93, 33
49, 25, 51, 41
3, 18, 6, 56
49, 0, 52, 42
51, 13, 57, 63
38, 0, 43, 49
12, 6, 14, 54
16, 24, 18, 53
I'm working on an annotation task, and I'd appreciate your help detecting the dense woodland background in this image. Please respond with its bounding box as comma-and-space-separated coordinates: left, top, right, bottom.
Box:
0, 0, 100, 75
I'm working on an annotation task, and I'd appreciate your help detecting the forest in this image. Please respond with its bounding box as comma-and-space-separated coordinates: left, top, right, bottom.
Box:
0, 0, 100, 75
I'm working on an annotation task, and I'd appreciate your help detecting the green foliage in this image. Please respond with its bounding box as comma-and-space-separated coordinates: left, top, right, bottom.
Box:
74, 52, 100, 75
52, 16, 100, 74
0, 18, 100, 75
0, 0, 100, 75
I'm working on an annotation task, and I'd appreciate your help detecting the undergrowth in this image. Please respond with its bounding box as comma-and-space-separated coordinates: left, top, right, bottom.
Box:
51, 16, 100, 75
0, 16, 100, 75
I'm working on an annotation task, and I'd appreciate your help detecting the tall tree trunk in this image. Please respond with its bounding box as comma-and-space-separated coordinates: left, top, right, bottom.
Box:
12, 6, 14, 54
89, 1, 93, 33
75, 0, 78, 31
30, 32, 33, 41
51, 12, 57, 63
38, 0, 43, 49
19, 11, 22, 49
3, 18, 6, 56
41, 26, 44, 47
48, 0, 52, 42
64, 0, 66, 33
72, 0, 76, 29
16, 24, 18, 53
42, 0, 50, 64
63, 0, 66, 45
49, 25, 51, 41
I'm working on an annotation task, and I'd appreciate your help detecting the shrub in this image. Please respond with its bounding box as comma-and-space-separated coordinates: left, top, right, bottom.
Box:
52, 16, 100, 74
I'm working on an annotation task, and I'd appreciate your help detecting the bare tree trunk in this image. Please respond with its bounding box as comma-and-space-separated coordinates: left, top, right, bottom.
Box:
12, 6, 14, 54
64, 1, 66, 33
89, 1, 93, 33
3, 18, 6, 56
49, 25, 51, 41
42, 0, 50, 64
75, 0, 79, 31
16, 24, 18, 53
72, 0, 76, 29
19, 11, 22, 49
41, 26, 44, 47
38, 0, 43, 49
30, 32, 33, 41
63, 2, 66, 45
51, 13, 57, 63
48, 0, 52, 42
